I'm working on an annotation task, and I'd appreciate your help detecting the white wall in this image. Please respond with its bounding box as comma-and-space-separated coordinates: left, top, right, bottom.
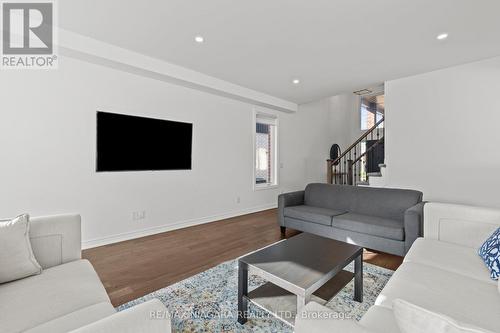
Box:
385, 56, 500, 208
0, 56, 332, 247
280, 94, 367, 186
281, 98, 333, 188
328, 93, 362, 149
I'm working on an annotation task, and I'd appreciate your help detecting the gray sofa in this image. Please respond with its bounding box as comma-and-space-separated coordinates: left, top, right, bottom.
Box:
278, 183, 424, 256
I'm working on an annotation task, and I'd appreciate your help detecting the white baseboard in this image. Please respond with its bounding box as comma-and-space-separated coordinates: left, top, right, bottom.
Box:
82, 203, 277, 249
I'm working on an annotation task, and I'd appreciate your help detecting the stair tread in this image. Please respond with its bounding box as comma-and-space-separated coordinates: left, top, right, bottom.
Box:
367, 172, 382, 177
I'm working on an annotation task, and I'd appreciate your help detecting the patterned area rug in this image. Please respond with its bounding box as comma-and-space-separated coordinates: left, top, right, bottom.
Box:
118, 259, 393, 332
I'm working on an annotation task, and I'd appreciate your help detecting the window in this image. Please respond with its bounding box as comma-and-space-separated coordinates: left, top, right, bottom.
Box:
254, 112, 278, 189
360, 92, 384, 130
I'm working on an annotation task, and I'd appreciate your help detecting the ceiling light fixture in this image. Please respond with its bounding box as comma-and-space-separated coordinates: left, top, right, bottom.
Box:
292, 79, 300, 85
436, 33, 449, 40
195, 35, 204, 43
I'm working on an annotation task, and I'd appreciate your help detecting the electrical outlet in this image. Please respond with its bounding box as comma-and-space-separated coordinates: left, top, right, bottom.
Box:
132, 210, 146, 221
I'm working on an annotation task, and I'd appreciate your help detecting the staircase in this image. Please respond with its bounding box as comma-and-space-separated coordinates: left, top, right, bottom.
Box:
327, 118, 385, 186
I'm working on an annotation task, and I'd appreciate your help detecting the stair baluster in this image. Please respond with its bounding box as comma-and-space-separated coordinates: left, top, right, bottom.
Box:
326, 117, 384, 186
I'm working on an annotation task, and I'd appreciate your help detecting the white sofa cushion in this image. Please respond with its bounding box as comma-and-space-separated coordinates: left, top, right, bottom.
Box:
424, 203, 500, 249
404, 238, 494, 285
69, 299, 171, 333
393, 299, 493, 333
375, 262, 500, 332
29, 214, 82, 269
0, 214, 42, 283
294, 301, 373, 333
0, 259, 111, 333
359, 305, 400, 333
25, 302, 115, 333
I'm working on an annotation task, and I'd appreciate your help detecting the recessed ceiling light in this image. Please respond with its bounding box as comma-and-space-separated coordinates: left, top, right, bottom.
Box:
194, 35, 204, 43
292, 79, 300, 85
436, 33, 449, 40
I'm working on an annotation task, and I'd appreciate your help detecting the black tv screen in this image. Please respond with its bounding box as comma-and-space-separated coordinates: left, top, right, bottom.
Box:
96, 111, 192, 172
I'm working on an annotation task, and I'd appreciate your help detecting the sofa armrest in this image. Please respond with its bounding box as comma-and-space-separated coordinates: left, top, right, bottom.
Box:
69, 299, 171, 333
278, 190, 305, 226
295, 302, 371, 333
29, 214, 82, 269
404, 202, 425, 254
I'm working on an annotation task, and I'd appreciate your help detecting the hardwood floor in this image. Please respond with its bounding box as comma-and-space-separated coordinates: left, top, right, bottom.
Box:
83, 209, 403, 306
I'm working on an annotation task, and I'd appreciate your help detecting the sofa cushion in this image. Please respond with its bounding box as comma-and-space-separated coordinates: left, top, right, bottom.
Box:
423, 203, 500, 249
393, 299, 493, 333
349, 186, 422, 220
304, 183, 354, 212
404, 238, 495, 285
478, 227, 500, 280
25, 302, 115, 333
359, 305, 400, 333
69, 300, 171, 333
0, 259, 111, 333
375, 262, 500, 333
29, 214, 82, 270
284, 205, 346, 226
303, 184, 422, 220
295, 301, 374, 333
332, 213, 405, 241
0, 214, 42, 283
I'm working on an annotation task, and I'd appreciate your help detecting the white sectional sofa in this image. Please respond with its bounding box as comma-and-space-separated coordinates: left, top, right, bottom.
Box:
0, 214, 171, 333
295, 202, 500, 333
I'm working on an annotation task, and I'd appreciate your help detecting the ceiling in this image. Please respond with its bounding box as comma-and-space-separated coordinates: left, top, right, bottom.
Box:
59, 0, 500, 104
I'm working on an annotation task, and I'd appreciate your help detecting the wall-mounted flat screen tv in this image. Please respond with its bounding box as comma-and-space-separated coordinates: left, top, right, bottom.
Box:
96, 111, 192, 172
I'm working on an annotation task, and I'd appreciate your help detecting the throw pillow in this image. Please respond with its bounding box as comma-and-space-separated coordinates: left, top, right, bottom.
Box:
393, 299, 494, 333
0, 214, 42, 283
478, 227, 500, 280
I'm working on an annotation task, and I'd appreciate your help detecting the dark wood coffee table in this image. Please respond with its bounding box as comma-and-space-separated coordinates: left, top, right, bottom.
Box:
237, 233, 363, 324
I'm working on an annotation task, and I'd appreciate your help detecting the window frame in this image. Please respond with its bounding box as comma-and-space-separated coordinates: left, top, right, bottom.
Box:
359, 91, 385, 131
252, 108, 279, 191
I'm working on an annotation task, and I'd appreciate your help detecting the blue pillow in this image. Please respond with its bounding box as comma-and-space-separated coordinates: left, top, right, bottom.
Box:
478, 227, 500, 280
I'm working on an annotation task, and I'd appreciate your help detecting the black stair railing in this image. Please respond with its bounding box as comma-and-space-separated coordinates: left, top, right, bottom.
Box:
327, 118, 384, 185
